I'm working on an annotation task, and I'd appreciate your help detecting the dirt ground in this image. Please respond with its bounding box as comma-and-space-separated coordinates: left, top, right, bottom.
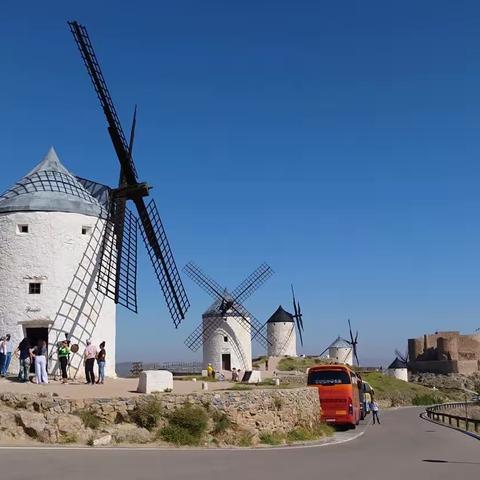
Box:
0, 376, 233, 399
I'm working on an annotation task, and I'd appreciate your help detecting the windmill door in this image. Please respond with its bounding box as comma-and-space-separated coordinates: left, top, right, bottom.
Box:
25, 327, 49, 373
222, 354, 231, 371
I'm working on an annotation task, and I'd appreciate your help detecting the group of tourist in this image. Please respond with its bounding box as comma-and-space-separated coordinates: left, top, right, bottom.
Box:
206, 363, 243, 382
0, 334, 107, 385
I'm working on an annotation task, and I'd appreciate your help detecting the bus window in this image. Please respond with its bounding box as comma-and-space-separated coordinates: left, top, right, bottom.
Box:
307, 370, 350, 386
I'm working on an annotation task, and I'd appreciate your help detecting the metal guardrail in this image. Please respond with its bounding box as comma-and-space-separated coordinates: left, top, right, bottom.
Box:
425, 401, 480, 433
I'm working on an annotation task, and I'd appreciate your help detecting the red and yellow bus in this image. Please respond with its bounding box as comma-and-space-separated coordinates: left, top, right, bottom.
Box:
307, 364, 361, 428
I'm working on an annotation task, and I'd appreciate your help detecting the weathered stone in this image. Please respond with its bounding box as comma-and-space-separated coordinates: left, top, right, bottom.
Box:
56, 414, 83, 434
15, 411, 47, 439
93, 434, 112, 446
39, 425, 59, 443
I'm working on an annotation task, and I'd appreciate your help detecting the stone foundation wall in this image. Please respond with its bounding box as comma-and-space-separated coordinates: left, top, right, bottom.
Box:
0, 387, 320, 444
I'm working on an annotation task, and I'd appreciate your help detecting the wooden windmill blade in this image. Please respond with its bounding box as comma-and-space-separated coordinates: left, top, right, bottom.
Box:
230, 263, 274, 305
69, 20, 190, 326
97, 203, 139, 313
184, 262, 228, 303
291, 284, 304, 347
348, 319, 360, 366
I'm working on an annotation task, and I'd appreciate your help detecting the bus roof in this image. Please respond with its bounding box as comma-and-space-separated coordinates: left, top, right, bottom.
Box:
308, 364, 354, 373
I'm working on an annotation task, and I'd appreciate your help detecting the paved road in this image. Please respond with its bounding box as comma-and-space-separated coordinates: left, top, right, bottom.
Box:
2, 408, 478, 480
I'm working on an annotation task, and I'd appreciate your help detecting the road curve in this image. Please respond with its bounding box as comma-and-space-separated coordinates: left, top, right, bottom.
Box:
2, 408, 478, 480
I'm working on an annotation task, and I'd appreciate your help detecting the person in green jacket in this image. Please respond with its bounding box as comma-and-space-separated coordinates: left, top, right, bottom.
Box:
58, 341, 70, 384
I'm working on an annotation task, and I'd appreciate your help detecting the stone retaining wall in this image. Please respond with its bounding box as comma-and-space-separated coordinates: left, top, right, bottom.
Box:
0, 387, 320, 444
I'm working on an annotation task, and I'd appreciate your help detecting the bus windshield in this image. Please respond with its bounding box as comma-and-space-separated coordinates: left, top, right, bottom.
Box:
308, 369, 351, 386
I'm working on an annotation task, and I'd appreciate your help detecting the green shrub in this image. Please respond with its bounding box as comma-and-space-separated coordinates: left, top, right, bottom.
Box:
86, 436, 94, 446
273, 396, 283, 411
412, 394, 442, 406
59, 433, 78, 444
277, 356, 326, 372
75, 409, 101, 430
287, 423, 334, 442
259, 431, 285, 445
160, 403, 208, 446
237, 430, 254, 447
130, 398, 164, 431
211, 411, 231, 435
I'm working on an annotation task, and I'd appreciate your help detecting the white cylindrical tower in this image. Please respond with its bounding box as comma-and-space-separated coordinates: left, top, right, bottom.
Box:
387, 358, 409, 382
266, 305, 296, 357
202, 302, 252, 373
0, 148, 117, 378
328, 337, 353, 365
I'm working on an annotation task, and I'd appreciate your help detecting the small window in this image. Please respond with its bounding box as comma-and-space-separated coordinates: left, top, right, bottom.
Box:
81, 226, 92, 235
29, 283, 41, 294
223, 336, 228, 342
17, 224, 29, 234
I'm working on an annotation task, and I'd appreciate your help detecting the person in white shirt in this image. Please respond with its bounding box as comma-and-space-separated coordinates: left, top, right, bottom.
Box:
369, 399, 381, 425
0, 334, 13, 377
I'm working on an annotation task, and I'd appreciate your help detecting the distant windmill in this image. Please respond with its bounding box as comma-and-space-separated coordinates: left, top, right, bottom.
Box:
183, 262, 273, 372
266, 285, 305, 357
347, 319, 360, 366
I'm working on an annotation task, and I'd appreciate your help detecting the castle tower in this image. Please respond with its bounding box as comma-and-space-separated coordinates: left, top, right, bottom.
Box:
202, 299, 252, 373
266, 305, 296, 357
328, 336, 353, 365
0, 147, 116, 378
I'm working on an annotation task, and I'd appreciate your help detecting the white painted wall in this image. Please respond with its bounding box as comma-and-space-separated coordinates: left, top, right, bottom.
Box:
388, 368, 409, 382
202, 312, 252, 373
329, 346, 353, 365
267, 322, 296, 357
0, 211, 116, 378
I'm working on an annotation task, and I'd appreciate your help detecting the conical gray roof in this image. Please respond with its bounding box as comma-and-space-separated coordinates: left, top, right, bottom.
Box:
0, 147, 105, 217
329, 336, 351, 349
266, 305, 294, 323
388, 358, 407, 369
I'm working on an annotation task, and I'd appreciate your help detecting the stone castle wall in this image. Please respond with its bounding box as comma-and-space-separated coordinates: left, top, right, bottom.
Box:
408, 331, 480, 375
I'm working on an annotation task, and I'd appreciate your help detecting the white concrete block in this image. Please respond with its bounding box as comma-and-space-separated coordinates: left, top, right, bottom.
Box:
202, 381, 209, 391
244, 370, 262, 384
137, 370, 173, 394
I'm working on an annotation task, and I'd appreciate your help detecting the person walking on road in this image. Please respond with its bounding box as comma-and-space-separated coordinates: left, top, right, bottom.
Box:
370, 399, 381, 424
32, 340, 48, 384
83, 340, 97, 385
96, 341, 106, 384
0, 334, 13, 377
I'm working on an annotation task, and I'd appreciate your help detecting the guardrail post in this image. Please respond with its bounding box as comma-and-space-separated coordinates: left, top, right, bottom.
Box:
456, 417, 460, 428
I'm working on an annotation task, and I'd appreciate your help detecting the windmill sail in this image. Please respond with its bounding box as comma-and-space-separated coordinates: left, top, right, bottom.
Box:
69, 20, 189, 325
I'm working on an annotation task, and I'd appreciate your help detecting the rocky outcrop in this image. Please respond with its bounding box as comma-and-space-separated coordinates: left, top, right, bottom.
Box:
0, 388, 320, 445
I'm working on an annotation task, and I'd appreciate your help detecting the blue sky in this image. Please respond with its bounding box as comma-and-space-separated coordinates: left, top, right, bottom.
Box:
1, 1, 480, 365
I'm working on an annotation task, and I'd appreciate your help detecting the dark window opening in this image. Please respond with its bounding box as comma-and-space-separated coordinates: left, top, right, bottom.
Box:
223, 336, 228, 342
18, 224, 29, 233
307, 370, 351, 386
29, 283, 41, 294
